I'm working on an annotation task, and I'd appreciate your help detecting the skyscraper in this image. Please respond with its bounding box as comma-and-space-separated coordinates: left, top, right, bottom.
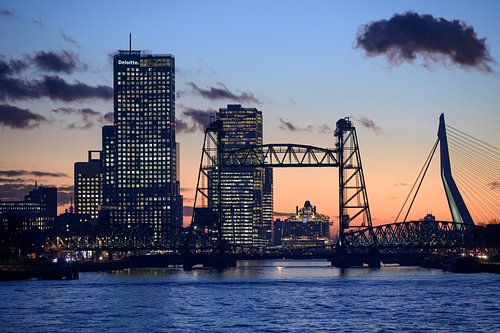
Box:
110, 49, 179, 236
74, 151, 102, 223
210, 104, 272, 247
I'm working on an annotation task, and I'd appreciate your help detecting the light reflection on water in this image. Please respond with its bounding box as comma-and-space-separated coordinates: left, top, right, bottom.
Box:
0, 259, 499, 332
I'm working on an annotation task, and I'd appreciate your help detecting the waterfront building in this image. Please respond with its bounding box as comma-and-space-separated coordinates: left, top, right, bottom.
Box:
0, 185, 57, 231
74, 151, 103, 223
210, 104, 272, 247
281, 201, 331, 249
109, 49, 179, 236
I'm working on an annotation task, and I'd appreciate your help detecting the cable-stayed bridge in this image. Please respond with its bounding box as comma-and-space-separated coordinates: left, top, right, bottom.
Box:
41, 114, 499, 268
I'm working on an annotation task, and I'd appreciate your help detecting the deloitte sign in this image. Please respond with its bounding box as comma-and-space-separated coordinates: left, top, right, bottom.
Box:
118, 59, 139, 66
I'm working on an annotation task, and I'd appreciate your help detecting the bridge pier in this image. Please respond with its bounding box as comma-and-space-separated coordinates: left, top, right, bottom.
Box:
182, 252, 237, 271
330, 247, 381, 268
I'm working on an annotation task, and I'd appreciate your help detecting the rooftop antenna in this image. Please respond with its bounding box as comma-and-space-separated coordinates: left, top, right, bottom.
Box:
129, 33, 132, 52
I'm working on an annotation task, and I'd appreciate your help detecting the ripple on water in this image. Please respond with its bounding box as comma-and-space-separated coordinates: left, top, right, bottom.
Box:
0, 261, 499, 333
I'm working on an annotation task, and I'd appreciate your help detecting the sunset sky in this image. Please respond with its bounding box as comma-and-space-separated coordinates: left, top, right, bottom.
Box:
1, 0, 499, 228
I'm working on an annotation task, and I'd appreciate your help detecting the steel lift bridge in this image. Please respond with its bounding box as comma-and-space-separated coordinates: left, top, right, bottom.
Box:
189, 114, 493, 268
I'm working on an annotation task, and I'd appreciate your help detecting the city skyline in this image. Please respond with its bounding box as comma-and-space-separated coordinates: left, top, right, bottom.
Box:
1, 1, 499, 226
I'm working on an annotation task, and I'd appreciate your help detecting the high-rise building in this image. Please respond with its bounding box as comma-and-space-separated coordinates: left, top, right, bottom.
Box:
210, 104, 271, 246
101, 125, 117, 221
0, 185, 57, 231
74, 151, 102, 223
111, 49, 178, 236
261, 167, 274, 245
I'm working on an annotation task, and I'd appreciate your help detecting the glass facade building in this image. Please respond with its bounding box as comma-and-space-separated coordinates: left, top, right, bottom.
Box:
74, 151, 103, 223
210, 104, 273, 247
108, 50, 180, 235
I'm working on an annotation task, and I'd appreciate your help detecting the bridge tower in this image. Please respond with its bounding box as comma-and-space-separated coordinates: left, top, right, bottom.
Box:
438, 114, 474, 225
335, 118, 377, 260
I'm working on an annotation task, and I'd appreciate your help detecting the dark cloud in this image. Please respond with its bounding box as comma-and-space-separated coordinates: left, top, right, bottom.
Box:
0, 183, 36, 201
176, 104, 217, 133
393, 182, 411, 187
66, 122, 94, 130
52, 107, 104, 130
185, 82, 260, 104
0, 177, 33, 183
0, 52, 108, 102
0, 181, 73, 206
0, 74, 112, 102
175, 118, 196, 134
32, 51, 84, 73
52, 107, 101, 119
0, 103, 47, 129
354, 116, 381, 133
32, 17, 43, 28
273, 211, 292, 217
103, 112, 114, 123
279, 118, 332, 134
0, 58, 27, 76
279, 118, 300, 131
488, 181, 500, 190
183, 206, 193, 217
0, 9, 14, 18
355, 12, 494, 72
57, 185, 73, 205
61, 30, 80, 47
0, 170, 67, 178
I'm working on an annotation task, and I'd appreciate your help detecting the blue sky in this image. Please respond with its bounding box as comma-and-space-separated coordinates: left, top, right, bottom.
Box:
1, 0, 499, 222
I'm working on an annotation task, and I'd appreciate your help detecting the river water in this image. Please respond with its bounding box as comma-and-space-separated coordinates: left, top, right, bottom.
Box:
0, 260, 498, 332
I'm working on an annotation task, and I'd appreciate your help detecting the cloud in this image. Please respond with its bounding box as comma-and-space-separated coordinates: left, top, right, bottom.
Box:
273, 211, 292, 217
0, 104, 47, 129
0, 169, 67, 178
393, 182, 411, 187
279, 118, 300, 131
0, 74, 112, 102
185, 82, 260, 104
355, 11, 494, 72
32, 17, 43, 28
183, 206, 193, 217
0, 183, 36, 201
0, 9, 14, 18
103, 112, 114, 123
57, 185, 73, 205
61, 30, 80, 47
488, 181, 500, 190
176, 118, 196, 133
0, 58, 27, 76
0, 52, 109, 102
32, 50, 85, 73
176, 104, 217, 133
0, 181, 73, 206
354, 116, 381, 133
52, 107, 105, 129
278, 118, 332, 134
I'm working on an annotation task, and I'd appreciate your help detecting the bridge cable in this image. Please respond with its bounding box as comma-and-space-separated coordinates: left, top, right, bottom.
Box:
447, 125, 500, 155
394, 139, 439, 223
447, 132, 500, 166
453, 169, 499, 218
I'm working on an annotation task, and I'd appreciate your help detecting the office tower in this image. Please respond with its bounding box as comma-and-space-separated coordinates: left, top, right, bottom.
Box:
210, 104, 270, 246
0, 185, 57, 231
112, 49, 177, 236
74, 151, 103, 223
261, 168, 273, 245
101, 125, 117, 221
174, 142, 183, 227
